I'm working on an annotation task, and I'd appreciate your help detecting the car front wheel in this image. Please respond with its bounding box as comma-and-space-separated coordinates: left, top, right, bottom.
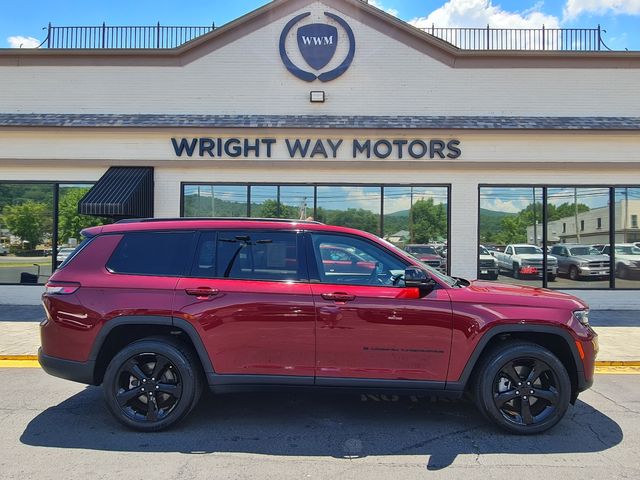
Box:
473, 341, 571, 434
103, 338, 202, 432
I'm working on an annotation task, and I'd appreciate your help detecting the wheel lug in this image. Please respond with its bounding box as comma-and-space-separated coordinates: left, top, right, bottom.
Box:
142, 379, 146, 383
530, 390, 534, 394
523, 396, 528, 400
518, 382, 522, 386
155, 386, 159, 389
141, 388, 145, 392
527, 382, 531, 386
152, 378, 155, 381
515, 390, 520, 395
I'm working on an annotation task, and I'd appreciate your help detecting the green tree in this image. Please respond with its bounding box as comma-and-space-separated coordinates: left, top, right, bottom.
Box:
2, 201, 48, 249
410, 199, 447, 243
58, 188, 105, 244
254, 199, 299, 219
317, 207, 379, 234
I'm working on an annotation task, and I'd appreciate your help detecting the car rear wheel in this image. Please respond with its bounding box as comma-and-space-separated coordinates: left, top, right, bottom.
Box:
473, 341, 571, 434
513, 263, 520, 279
103, 338, 202, 432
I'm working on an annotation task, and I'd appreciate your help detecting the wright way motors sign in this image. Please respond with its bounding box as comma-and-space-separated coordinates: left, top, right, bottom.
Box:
170, 137, 461, 159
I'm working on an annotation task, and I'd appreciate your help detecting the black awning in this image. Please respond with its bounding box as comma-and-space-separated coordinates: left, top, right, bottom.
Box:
79, 167, 154, 218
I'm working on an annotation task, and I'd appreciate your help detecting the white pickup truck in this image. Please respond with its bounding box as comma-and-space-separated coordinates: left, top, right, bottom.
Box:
494, 244, 558, 280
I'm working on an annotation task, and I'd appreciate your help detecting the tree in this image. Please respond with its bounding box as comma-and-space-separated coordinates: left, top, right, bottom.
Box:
254, 199, 299, 219
2, 201, 48, 249
317, 207, 379, 234
58, 188, 105, 244
410, 199, 447, 243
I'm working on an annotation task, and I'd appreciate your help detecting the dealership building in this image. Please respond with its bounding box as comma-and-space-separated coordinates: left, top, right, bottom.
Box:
1, 0, 639, 308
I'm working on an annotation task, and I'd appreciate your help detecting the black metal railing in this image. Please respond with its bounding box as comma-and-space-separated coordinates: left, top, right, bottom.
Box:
39, 22, 611, 51
421, 24, 610, 51
42, 22, 215, 49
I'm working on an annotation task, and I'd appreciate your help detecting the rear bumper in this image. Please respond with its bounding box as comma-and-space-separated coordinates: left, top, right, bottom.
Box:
38, 348, 96, 385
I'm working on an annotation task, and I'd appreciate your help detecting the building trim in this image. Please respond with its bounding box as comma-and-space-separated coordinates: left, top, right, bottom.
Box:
2, 114, 640, 130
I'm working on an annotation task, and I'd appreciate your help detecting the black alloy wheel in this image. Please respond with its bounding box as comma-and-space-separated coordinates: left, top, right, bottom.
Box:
103, 338, 201, 431
474, 342, 571, 434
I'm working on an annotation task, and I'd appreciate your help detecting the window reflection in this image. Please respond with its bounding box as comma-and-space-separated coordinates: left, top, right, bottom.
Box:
183, 185, 248, 217
316, 186, 381, 235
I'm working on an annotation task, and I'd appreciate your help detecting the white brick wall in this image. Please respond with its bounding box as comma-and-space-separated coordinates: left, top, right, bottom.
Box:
0, 2, 638, 117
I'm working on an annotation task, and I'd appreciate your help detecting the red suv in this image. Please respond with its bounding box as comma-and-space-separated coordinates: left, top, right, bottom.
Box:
39, 219, 597, 433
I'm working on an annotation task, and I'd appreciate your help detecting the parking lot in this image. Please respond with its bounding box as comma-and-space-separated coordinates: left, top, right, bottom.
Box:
0, 368, 638, 480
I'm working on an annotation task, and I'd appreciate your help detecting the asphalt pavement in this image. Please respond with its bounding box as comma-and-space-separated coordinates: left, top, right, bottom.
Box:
0, 368, 637, 479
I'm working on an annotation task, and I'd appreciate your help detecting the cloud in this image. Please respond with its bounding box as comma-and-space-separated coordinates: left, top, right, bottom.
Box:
7, 35, 41, 48
408, 0, 560, 29
564, 0, 640, 19
368, 0, 399, 17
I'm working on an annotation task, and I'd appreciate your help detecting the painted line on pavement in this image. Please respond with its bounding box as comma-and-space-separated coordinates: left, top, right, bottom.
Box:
0, 360, 40, 368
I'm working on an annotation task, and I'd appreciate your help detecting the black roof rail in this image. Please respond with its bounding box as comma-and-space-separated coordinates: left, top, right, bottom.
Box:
115, 217, 324, 225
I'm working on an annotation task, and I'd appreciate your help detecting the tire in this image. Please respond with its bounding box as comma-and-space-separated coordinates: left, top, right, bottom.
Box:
513, 263, 520, 279
103, 338, 202, 432
617, 264, 628, 280
473, 341, 571, 435
569, 266, 579, 281
547, 274, 557, 282
490, 273, 499, 281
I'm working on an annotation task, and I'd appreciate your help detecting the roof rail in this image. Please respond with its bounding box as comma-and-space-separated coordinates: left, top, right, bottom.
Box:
115, 217, 324, 225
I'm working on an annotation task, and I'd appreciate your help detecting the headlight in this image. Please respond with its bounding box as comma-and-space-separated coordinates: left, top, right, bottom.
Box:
573, 309, 590, 327
577, 261, 589, 267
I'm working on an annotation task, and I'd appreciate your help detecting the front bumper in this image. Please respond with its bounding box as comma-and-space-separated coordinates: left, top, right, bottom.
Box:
38, 348, 96, 385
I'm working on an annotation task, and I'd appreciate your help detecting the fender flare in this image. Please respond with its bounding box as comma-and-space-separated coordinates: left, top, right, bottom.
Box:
89, 315, 215, 376
448, 324, 585, 391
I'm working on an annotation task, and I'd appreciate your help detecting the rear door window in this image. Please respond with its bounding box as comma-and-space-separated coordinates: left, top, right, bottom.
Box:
107, 231, 196, 276
213, 230, 304, 281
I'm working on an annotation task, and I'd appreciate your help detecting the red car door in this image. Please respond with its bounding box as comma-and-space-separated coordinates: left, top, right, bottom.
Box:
307, 232, 453, 382
173, 230, 315, 379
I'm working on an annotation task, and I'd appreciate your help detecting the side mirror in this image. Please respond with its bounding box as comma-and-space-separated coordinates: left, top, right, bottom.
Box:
404, 266, 436, 297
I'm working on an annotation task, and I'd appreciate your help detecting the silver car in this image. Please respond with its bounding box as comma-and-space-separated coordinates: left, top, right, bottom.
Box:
550, 244, 610, 280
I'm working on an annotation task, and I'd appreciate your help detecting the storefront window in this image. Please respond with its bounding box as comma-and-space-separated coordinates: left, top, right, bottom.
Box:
615, 188, 640, 288
250, 185, 314, 219
315, 186, 381, 235
547, 188, 610, 289
480, 186, 640, 290
0, 183, 54, 284
479, 187, 544, 287
57, 184, 106, 268
183, 185, 248, 217
181, 183, 449, 270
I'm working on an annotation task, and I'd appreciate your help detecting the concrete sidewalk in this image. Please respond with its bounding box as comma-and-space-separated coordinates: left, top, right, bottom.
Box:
0, 306, 638, 362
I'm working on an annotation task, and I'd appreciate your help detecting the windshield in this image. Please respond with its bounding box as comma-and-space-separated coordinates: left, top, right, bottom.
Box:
568, 247, 600, 256
479, 246, 491, 255
514, 246, 542, 255
406, 245, 438, 255
616, 245, 640, 255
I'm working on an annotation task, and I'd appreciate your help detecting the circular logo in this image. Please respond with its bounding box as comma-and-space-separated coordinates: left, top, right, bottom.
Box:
279, 12, 356, 82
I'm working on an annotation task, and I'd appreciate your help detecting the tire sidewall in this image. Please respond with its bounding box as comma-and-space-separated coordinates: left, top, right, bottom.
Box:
476, 343, 572, 435
103, 339, 198, 432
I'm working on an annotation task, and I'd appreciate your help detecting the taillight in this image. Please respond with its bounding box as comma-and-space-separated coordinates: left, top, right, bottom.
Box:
45, 282, 80, 295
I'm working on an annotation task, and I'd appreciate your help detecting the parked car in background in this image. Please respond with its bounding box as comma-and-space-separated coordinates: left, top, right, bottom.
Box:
0, 245, 7, 256
39, 218, 597, 434
493, 244, 558, 280
549, 244, 610, 280
403, 244, 446, 272
601, 244, 640, 279
56, 247, 76, 264
478, 245, 499, 280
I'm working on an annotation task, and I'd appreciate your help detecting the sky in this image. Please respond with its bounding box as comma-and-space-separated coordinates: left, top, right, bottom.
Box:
2, 0, 639, 50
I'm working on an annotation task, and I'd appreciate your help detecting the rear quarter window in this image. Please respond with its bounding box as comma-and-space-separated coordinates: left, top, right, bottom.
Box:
106, 231, 195, 276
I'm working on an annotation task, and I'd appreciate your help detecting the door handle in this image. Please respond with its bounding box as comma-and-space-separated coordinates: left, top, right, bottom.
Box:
185, 287, 219, 298
321, 292, 356, 302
